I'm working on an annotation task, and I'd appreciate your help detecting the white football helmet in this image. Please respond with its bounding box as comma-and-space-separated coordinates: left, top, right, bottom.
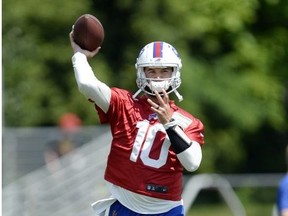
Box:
133, 41, 183, 101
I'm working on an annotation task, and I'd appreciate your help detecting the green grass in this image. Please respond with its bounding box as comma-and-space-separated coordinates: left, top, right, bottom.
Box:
185, 188, 277, 216
187, 203, 274, 216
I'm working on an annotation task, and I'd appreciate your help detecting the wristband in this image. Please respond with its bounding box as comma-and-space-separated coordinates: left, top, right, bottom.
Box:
163, 118, 177, 130
166, 125, 191, 154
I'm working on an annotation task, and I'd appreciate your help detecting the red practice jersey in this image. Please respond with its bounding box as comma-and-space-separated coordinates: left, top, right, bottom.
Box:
95, 88, 204, 201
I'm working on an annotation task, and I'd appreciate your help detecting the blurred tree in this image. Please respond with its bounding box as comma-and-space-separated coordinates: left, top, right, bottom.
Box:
2, 0, 113, 126
3, 0, 288, 173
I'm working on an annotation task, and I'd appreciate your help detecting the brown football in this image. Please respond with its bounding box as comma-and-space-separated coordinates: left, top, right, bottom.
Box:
72, 14, 104, 51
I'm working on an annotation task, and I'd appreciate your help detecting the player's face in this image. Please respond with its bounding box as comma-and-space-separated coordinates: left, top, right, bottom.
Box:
144, 67, 173, 79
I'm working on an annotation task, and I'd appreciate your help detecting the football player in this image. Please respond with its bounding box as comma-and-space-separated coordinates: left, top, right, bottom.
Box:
69, 33, 205, 216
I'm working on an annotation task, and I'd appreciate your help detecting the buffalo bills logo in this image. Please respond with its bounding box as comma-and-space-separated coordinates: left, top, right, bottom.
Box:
148, 113, 158, 120
171, 46, 180, 58
138, 47, 145, 58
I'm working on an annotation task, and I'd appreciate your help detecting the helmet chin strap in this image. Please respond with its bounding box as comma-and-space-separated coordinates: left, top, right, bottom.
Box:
174, 90, 183, 102
132, 88, 142, 99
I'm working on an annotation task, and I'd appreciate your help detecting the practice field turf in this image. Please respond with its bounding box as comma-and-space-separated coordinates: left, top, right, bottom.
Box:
187, 203, 274, 216
186, 187, 276, 216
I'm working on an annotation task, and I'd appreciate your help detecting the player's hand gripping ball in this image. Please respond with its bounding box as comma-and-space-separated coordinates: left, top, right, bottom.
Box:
72, 14, 104, 51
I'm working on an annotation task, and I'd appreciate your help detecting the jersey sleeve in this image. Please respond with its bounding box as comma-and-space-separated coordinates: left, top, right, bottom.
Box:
185, 118, 205, 146
95, 88, 133, 124
172, 110, 205, 146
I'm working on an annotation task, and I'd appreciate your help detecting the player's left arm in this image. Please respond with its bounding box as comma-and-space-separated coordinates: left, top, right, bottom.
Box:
164, 121, 204, 172
148, 90, 204, 172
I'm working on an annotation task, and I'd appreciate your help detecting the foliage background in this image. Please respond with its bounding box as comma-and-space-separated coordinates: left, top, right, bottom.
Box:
3, 0, 288, 174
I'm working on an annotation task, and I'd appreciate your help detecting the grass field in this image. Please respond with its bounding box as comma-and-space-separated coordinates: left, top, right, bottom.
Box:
185, 187, 277, 216
187, 203, 274, 216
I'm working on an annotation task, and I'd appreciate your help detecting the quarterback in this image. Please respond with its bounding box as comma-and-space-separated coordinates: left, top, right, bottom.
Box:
69, 33, 205, 215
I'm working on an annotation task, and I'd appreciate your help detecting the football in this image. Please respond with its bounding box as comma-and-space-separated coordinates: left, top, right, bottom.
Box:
72, 14, 105, 51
